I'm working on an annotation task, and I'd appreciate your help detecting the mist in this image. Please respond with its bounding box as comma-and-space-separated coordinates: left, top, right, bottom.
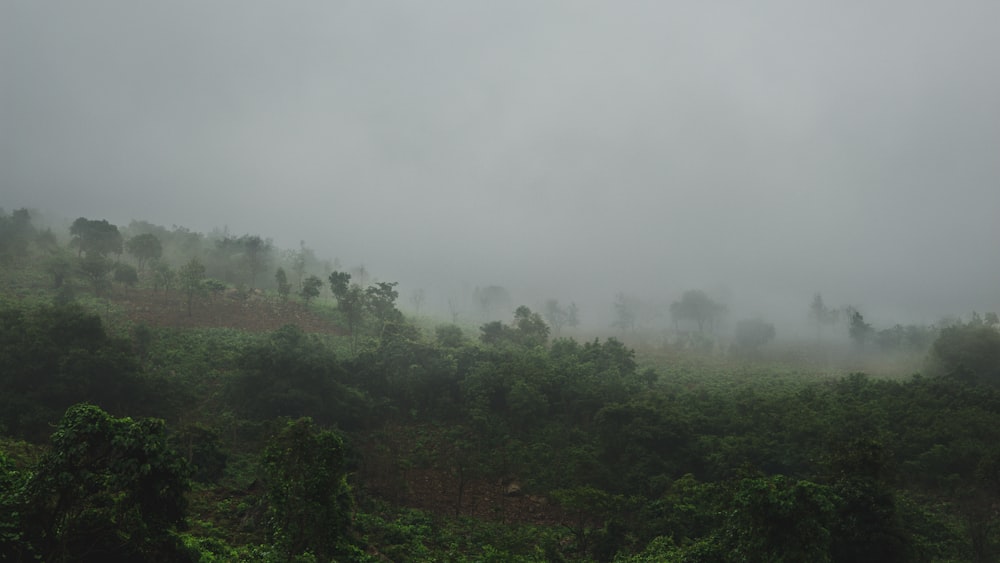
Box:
3, 1, 999, 334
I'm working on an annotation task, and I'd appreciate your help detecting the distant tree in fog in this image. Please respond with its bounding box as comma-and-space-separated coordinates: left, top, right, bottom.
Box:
475, 285, 511, 321
70, 217, 123, 258
179, 258, 206, 316
544, 299, 580, 337
240, 235, 271, 289
300, 275, 323, 305
410, 288, 426, 316
670, 290, 726, 333
125, 233, 162, 272
809, 293, 840, 341
846, 307, 873, 349
612, 292, 638, 333
275, 267, 291, 300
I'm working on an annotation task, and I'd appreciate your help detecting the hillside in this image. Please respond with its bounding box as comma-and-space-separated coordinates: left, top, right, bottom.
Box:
3, 209, 1000, 562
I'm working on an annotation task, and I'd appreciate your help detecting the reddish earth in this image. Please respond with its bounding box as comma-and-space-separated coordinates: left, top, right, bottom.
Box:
113, 288, 345, 334
355, 426, 572, 527
360, 465, 567, 527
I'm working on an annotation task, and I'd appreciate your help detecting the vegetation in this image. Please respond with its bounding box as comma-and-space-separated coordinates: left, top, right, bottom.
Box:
3, 208, 1000, 561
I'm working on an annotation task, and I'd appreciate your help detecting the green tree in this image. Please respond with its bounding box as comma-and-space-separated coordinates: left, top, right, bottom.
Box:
846, 307, 874, 349
45, 249, 74, 289
722, 475, 839, 563
228, 325, 365, 428
512, 305, 550, 347
329, 272, 367, 350
78, 253, 112, 296
366, 281, 403, 331
929, 320, 1000, 383
152, 261, 176, 295
670, 290, 726, 333
20, 404, 190, 562
0, 449, 32, 560
239, 234, 271, 289
300, 274, 323, 305
263, 418, 354, 561
0, 303, 148, 440
436, 324, 465, 348
274, 267, 291, 300
69, 217, 123, 258
479, 306, 550, 348
178, 257, 206, 316
113, 262, 139, 292
328, 270, 351, 297
125, 233, 162, 272
0, 207, 35, 265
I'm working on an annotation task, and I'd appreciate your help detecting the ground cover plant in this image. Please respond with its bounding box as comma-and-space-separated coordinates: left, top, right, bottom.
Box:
3, 210, 1000, 561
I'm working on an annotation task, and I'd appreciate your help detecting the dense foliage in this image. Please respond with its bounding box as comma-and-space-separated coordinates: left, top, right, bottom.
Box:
3, 209, 1000, 561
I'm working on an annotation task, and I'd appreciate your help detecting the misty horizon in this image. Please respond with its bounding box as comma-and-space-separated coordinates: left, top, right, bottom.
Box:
4, 1, 999, 331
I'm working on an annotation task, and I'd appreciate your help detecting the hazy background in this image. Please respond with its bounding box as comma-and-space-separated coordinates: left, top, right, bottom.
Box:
3, 1, 999, 330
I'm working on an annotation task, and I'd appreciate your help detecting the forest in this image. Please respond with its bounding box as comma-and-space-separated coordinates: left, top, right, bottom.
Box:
3, 207, 1000, 562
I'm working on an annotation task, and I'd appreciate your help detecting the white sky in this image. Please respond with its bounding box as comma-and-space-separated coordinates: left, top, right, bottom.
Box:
3, 1, 999, 327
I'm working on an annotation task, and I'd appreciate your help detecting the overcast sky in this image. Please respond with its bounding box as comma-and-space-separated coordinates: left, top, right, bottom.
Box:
3, 1, 999, 328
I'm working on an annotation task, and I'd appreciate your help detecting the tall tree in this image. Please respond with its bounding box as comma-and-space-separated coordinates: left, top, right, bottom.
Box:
78, 253, 112, 296
263, 418, 353, 561
809, 293, 840, 341
69, 217, 123, 258
239, 234, 271, 289
544, 299, 579, 337
670, 290, 726, 333
612, 292, 638, 333
0, 207, 35, 264
178, 257, 206, 316
846, 307, 874, 349
20, 404, 190, 562
329, 271, 367, 350
366, 281, 403, 331
410, 288, 426, 316
152, 261, 175, 295
124, 233, 162, 272
274, 267, 291, 300
299, 275, 323, 305
112, 262, 139, 293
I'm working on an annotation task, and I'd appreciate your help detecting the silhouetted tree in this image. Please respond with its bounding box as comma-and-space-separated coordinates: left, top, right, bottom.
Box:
69, 217, 122, 258
671, 290, 726, 333
274, 267, 291, 300
299, 274, 323, 305
809, 293, 840, 342
179, 257, 206, 316
846, 307, 874, 349
263, 418, 353, 560
612, 292, 638, 333
112, 262, 139, 293
125, 233, 162, 272
544, 299, 579, 337
20, 404, 190, 562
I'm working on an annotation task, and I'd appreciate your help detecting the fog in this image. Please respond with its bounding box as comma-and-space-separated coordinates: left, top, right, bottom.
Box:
3, 1, 999, 332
